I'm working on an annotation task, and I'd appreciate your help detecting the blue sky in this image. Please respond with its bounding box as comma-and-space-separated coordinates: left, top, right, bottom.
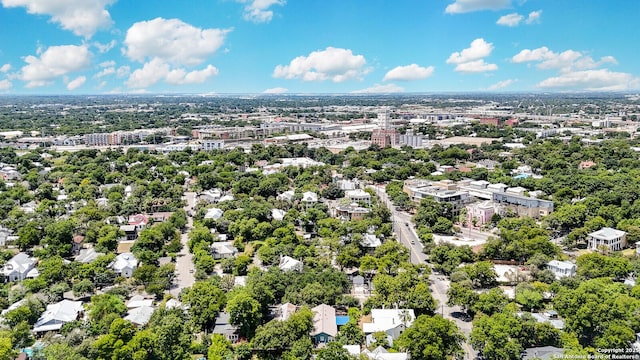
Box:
0, 0, 638, 94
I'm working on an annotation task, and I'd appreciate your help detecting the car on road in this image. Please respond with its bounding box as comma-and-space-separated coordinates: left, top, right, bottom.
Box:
189, 269, 194, 273
405, 222, 409, 226
410, 240, 415, 244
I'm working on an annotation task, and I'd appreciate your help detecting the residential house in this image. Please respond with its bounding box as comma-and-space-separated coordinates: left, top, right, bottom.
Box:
110, 252, 138, 278
578, 161, 596, 170
127, 295, 154, 309
360, 234, 382, 254
33, 300, 84, 333
334, 203, 371, 221
119, 225, 138, 241
198, 189, 222, 204
345, 189, 371, 206
150, 212, 173, 222
274, 303, 297, 321
311, 304, 337, 345
2, 253, 37, 282
521, 346, 564, 360
211, 242, 238, 260
72, 235, 84, 254
128, 214, 149, 229
279, 256, 303, 272
213, 312, 240, 343
277, 190, 295, 202
588, 227, 627, 252
363, 309, 415, 347
0, 226, 16, 247
124, 306, 155, 327
271, 208, 286, 221
204, 208, 224, 221
362, 347, 409, 360
75, 248, 104, 264
547, 260, 576, 279
302, 191, 318, 210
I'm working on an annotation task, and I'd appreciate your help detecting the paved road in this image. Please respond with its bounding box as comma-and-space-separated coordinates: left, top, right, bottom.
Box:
170, 191, 197, 296
370, 184, 477, 360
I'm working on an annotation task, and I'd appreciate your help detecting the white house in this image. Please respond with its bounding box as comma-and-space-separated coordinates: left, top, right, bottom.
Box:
346, 189, 371, 206
75, 248, 104, 264
302, 191, 318, 210
271, 208, 286, 221
211, 241, 238, 260
279, 256, 303, 272
547, 260, 576, 279
2, 253, 37, 282
124, 305, 155, 327
363, 309, 415, 347
277, 190, 295, 202
204, 208, 224, 221
33, 300, 84, 333
110, 252, 138, 278
587, 227, 627, 252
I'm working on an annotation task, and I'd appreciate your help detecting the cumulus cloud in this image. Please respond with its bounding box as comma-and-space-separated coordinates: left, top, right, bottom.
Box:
95, 67, 115, 78
126, 58, 218, 88
512, 46, 617, 73
0, 79, 11, 90
383, 64, 434, 81
273, 47, 371, 82
1, 0, 115, 38
525, 10, 542, 24
447, 38, 497, 73
352, 83, 404, 94
454, 60, 498, 73
447, 38, 494, 64
496, 13, 524, 26
20, 44, 91, 88
445, 0, 511, 14
537, 69, 640, 91
488, 79, 517, 90
165, 65, 218, 85
263, 87, 288, 94
99, 60, 115, 68
237, 0, 285, 23
0, 64, 10, 73
66, 75, 86, 90
124, 18, 230, 66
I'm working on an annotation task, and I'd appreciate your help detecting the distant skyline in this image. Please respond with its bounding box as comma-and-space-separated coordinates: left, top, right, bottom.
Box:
0, 0, 638, 95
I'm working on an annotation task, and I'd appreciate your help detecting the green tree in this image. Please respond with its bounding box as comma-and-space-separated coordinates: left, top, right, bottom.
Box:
227, 290, 262, 339
181, 279, 227, 331
396, 315, 463, 360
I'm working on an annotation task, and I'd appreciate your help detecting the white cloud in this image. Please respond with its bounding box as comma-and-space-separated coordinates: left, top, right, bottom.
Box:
127, 59, 218, 88
237, 0, 285, 23
273, 47, 370, 82
116, 66, 130, 78
447, 38, 494, 64
165, 65, 218, 85
488, 79, 517, 90
93, 40, 116, 53
124, 18, 231, 66
1, 0, 114, 38
525, 10, 542, 24
66, 75, 86, 90
95, 67, 115, 78
496, 13, 523, 26
0, 79, 11, 90
537, 69, 640, 91
447, 39, 497, 73
126, 58, 170, 89
445, 0, 511, 14
383, 64, 434, 81
20, 44, 91, 88
263, 87, 288, 94
454, 59, 498, 73
512, 47, 617, 73
352, 83, 404, 94
0, 64, 10, 73
99, 60, 115, 68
